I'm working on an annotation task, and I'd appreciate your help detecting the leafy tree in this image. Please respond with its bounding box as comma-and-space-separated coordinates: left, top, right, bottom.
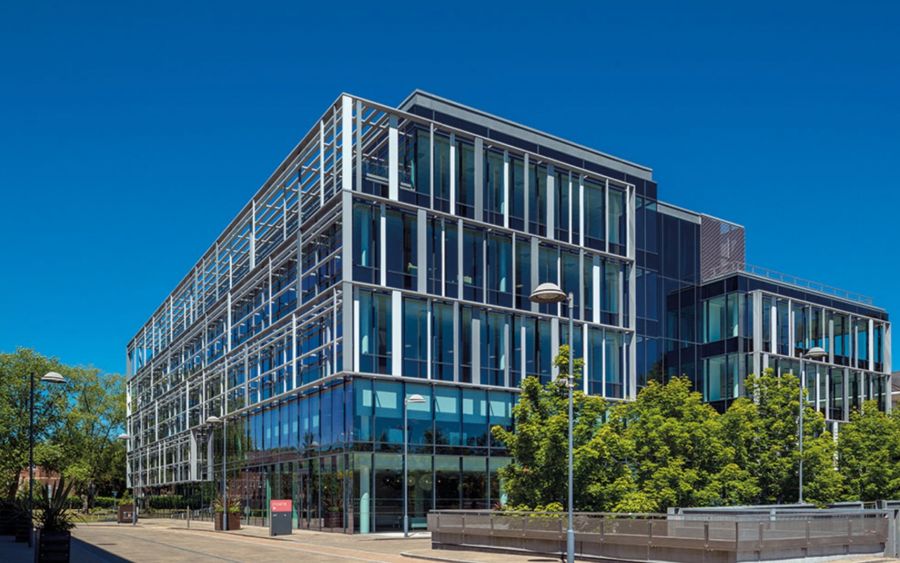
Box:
53, 369, 126, 510
492, 346, 607, 510
0, 349, 126, 506
721, 369, 841, 505
0, 349, 69, 498
605, 377, 748, 511
838, 400, 900, 501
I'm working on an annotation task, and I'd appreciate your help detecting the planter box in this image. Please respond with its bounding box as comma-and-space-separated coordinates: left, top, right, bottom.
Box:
35, 529, 70, 563
0, 508, 15, 536
117, 504, 135, 524
214, 513, 241, 531
324, 512, 343, 529
14, 517, 30, 543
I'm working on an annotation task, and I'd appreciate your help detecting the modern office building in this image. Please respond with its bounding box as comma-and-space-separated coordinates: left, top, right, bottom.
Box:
125, 91, 892, 533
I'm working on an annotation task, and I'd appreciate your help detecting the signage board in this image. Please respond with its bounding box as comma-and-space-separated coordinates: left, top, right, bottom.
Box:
269, 499, 293, 536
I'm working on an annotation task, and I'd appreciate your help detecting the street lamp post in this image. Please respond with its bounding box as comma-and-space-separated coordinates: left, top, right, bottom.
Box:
206, 415, 227, 531
530, 282, 575, 563
28, 371, 67, 547
799, 346, 827, 504
117, 433, 137, 526
403, 393, 426, 538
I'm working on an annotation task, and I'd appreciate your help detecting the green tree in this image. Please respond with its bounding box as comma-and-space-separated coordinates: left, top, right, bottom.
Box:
53, 369, 126, 509
0, 349, 69, 498
0, 349, 126, 505
721, 369, 841, 505
838, 400, 900, 501
605, 377, 749, 511
492, 346, 607, 510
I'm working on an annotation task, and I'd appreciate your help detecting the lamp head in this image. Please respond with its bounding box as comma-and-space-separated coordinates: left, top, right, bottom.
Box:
803, 347, 827, 360
41, 372, 66, 384
529, 282, 567, 304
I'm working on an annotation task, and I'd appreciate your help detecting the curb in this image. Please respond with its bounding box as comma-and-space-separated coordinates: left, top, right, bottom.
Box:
400, 552, 484, 563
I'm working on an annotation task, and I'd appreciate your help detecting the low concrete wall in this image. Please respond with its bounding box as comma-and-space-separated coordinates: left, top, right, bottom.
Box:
428, 510, 892, 563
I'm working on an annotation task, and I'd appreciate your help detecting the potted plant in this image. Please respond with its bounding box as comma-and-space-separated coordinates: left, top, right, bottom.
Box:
213, 496, 241, 531
34, 476, 77, 563
321, 471, 346, 530
12, 499, 30, 543
117, 493, 135, 524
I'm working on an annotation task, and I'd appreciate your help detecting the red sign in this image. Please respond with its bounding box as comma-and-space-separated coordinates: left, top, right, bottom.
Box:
270, 499, 292, 513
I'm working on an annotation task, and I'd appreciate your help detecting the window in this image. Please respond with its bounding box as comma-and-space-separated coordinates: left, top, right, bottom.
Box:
776, 299, 789, 356
515, 237, 531, 310
703, 354, 740, 403
703, 293, 740, 343
434, 134, 452, 212
445, 222, 459, 298
374, 380, 401, 444
426, 217, 442, 295
399, 128, 429, 206
386, 209, 417, 290
484, 149, 504, 225
456, 141, 475, 219
855, 318, 868, 367
528, 163, 547, 236
462, 229, 483, 302
481, 311, 507, 386
536, 244, 557, 315
509, 157, 525, 230
460, 306, 474, 383
605, 330, 624, 398
432, 302, 454, 381
353, 203, 380, 283
602, 260, 621, 325
828, 367, 844, 420
486, 233, 512, 307
584, 178, 605, 250
358, 290, 392, 375
833, 313, 850, 365
583, 256, 595, 322
462, 389, 487, 447
608, 185, 626, 254
794, 305, 809, 356
434, 387, 461, 445
555, 169, 569, 241
562, 251, 579, 319
527, 317, 552, 385
402, 298, 428, 378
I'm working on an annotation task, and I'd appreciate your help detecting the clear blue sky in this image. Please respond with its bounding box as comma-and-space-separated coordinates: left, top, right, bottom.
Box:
1, 1, 898, 375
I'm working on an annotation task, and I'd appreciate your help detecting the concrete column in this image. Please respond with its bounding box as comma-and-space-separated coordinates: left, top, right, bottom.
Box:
341, 95, 353, 191
359, 463, 370, 534
392, 291, 402, 376
417, 209, 427, 293
474, 137, 483, 222
388, 115, 399, 201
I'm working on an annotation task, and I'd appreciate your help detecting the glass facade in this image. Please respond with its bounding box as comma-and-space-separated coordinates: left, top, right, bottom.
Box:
126, 91, 890, 534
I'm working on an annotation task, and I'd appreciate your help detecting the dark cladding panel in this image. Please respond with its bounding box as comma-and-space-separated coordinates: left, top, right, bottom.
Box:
700, 215, 745, 282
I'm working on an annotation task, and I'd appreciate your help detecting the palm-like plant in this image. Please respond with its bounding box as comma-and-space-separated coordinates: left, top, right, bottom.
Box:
34, 476, 77, 532
213, 495, 240, 514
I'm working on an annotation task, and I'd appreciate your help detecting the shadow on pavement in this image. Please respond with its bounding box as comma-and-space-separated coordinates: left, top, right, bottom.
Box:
71, 536, 132, 562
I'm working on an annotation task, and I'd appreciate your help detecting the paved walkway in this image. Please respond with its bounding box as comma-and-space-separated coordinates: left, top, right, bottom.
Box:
3, 521, 897, 562
71, 519, 545, 562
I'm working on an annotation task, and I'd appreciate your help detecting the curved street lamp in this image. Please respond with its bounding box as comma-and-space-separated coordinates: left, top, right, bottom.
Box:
798, 346, 827, 503
29, 372, 67, 546
117, 433, 138, 525
206, 415, 229, 531
403, 393, 426, 537
529, 282, 575, 563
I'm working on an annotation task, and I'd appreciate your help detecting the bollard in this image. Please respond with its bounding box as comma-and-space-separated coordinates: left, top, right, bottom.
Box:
187, 506, 191, 529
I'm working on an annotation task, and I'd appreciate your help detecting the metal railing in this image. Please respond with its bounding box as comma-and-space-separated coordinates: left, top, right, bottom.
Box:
429, 510, 897, 562
704, 261, 875, 306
